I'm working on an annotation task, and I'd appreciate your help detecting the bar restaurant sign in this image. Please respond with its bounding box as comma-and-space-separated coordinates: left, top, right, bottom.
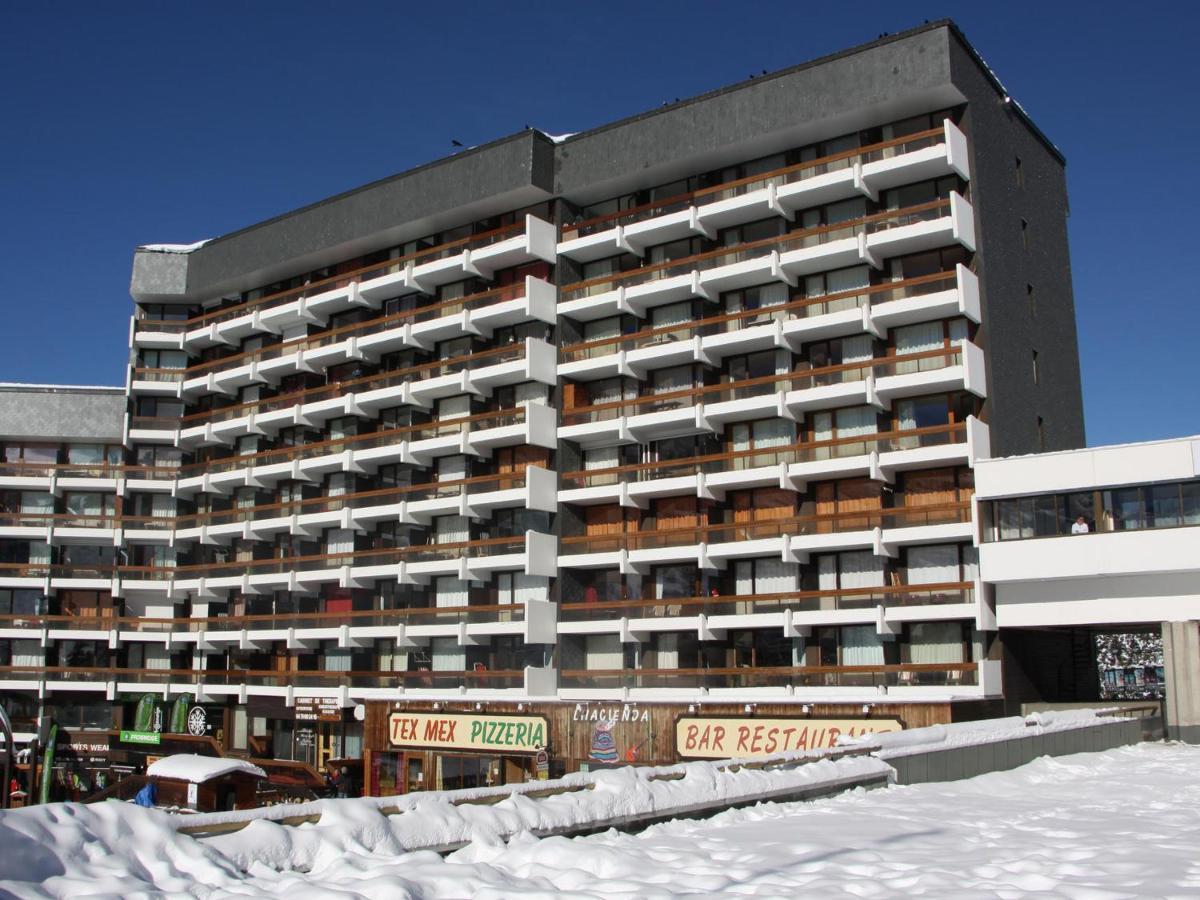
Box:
388, 711, 548, 754
676, 716, 902, 758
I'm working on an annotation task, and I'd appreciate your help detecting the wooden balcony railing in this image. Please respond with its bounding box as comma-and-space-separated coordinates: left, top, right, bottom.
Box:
560, 270, 960, 362
177, 404, 533, 476
560, 661, 979, 690
0, 665, 528, 689
0, 534, 532, 581
562, 346, 963, 426
563, 126, 946, 239
0, 601, 526, 633
173, 470, 531, 529
179, 340, 532, 428
560, 581, 974, 621
561, 501, 971, 555
178, 281, 528, 379
563, 422, 967, 492
0, 512, 171, 530
561, 198, 953, 303
134, 220, 532, 334
0, 462, 178, 480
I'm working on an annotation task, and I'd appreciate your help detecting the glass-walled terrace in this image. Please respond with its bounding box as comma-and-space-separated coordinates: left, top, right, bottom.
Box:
982, 479, 1200, 541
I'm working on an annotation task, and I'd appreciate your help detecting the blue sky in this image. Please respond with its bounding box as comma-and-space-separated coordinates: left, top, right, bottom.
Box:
1, 1, 1195, 446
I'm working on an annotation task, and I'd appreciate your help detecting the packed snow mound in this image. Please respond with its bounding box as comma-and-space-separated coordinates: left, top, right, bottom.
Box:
2, 744, 1197, 897
147, 754, 266, 783
0, 800, 242, 895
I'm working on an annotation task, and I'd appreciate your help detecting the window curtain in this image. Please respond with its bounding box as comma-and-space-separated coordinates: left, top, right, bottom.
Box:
835, 406, 877, 457
895, 322, 945, 373
823, 266, 870, 313
324, 648, 352, 672
653, 366, 692, 394
515, 381, 549, 407
67, 445, 103, 465
589, 379, 623, 406
438, 455, 468, 482
143, 644, 170, 671
11, 640, 42, 668
651, 301, 693, 329
435, 577, 469, 609
437, 394, 472, 421
655, 633, 680, 669
751, 419, 794, 465
909, 622, 964, 664
839, 551, 885, 588
326, 529, 355, 555
431, 637, 466, 672
583, 317, 622, 341
906, 545, 960, 585
835, 406, 877, 438
28, 542, 51, 565
20, 493, 53, 514
435, 515, 469, 544
151, 494, 176, 518
756, 559, 799, 594
586, 634, 624, 670
513, 574, 548, 604
841, 624, 884, 665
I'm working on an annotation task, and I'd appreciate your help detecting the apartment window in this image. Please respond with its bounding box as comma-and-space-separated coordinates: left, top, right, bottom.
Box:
1027, 283, 1036, 317
1037, 415, 1046, 450
1021, 218, 1030, 249
1032, 350, 1040, 385
1015, 155, 1023, 188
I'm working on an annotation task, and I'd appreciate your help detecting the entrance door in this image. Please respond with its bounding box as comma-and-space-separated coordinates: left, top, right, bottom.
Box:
404, 754, 425, 793
317, 722, 339, 771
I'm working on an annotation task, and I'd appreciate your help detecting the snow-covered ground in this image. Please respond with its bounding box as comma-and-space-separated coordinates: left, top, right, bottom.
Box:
2, 742, 1198, 897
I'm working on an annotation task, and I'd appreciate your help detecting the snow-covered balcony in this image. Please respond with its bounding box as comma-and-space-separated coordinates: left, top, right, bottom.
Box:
558, 121, 971, 263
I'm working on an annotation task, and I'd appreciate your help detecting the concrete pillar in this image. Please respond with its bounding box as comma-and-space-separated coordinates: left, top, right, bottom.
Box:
1162, 621, 1200, 742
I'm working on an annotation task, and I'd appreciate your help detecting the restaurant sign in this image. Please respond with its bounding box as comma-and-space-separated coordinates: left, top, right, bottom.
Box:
676, 717, 902, 758
388, 712, 548, 754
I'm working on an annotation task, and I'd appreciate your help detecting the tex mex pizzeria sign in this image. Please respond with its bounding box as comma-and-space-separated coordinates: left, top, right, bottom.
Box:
676, 716, 902, 758
389, 712, 548, 755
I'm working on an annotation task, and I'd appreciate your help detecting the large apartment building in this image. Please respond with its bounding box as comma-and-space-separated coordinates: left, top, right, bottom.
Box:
1, 20, 1088, 798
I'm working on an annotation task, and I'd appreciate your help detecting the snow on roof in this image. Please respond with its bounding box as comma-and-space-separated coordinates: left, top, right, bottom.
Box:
138, 239, 211, 254
147, 755, 266, 783
540, 131, 576, 143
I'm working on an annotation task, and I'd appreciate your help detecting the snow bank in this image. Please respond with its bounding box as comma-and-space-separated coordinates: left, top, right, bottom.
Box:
147, 754, 266, 783
0, 800, 242, 895
2, 743, 1195, 897
200, 753, 889, 873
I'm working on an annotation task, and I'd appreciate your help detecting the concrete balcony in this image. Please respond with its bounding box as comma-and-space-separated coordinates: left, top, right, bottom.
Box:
559, 122, 971, 263
165, 217, 556, 353
175, 467, 558, 545
558, 266, 981, 386
556, 659, 998, 703
558, 195, 974, 326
